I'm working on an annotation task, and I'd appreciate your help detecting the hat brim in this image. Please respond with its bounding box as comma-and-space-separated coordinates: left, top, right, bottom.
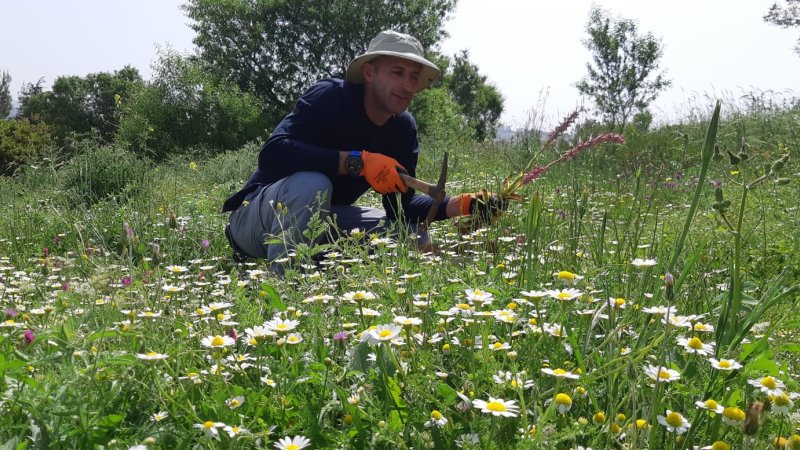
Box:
346, 51, 441, 91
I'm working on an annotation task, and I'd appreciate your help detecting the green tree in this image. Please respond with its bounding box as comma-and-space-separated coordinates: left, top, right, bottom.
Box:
117, 49, 265, 159
183, 0, 457, 125
0, 71, 11, 119
764, 0, 800, 55
18, 68, 143, 143
575, 6, 671, 131
17, 78, 45, 119
444, 50, 504, 141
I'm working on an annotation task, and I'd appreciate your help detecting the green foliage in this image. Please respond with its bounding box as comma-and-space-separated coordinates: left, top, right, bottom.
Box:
0, 71, 11, 119
764, 0, 800, 55
444, 50, 504, 141
58, 144, 151, 205
17, 78, 45, 118
0, 118, 54, 175
18, 67, 144, 144
575, 6, 671, 131
184, 0, 457, 125
409, 85, 470, 146
117, 49, 266, 159
0, 99, 799, 448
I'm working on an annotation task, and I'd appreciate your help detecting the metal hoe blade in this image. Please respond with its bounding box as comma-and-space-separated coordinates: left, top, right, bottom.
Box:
422, 151, 448, 231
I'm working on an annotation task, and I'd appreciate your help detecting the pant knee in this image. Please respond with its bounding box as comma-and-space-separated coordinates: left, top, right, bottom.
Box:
284, 172, 332, 208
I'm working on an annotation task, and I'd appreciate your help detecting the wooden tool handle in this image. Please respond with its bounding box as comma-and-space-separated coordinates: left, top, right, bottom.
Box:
398, 173, 437, 196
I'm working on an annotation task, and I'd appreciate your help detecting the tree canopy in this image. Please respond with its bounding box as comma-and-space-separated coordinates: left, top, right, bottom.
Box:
575, 6, 670, 131
764, 0, 800, 56
18, 67, 143, 143
445, 50, 503, 142
184, 0, 457, 125
0, 71, 11, 119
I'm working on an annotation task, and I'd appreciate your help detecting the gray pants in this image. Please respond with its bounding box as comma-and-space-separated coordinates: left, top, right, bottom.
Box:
227, 172, 428, 269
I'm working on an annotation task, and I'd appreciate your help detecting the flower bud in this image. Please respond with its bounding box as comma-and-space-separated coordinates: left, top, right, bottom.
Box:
770, 154, 789, 174
714, 187, 724, 203
713, 144, 724, 161
726, 149, 740, 166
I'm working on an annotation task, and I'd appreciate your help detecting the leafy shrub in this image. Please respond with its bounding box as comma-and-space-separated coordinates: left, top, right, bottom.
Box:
18, 67, 143, 145
195, 142, 260, 186
0, 118, 54, 175
117, 49, 266, 160
58, 144, 151, 205
410, 86, 471, 149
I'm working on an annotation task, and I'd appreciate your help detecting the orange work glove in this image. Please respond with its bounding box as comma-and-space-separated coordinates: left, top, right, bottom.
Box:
360, 150, 408, 195
456, 190, 509, 222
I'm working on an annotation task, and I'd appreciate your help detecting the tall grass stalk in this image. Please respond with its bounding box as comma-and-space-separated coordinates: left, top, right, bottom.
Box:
666, 101, 720, 278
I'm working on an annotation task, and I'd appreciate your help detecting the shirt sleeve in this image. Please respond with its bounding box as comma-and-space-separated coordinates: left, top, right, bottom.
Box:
257, 81, 341, 179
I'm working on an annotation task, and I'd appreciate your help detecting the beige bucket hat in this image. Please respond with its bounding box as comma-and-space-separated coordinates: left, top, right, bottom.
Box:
346, 30, 441, 90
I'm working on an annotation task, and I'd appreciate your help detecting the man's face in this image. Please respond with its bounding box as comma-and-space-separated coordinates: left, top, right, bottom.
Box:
362, 56, 423, 116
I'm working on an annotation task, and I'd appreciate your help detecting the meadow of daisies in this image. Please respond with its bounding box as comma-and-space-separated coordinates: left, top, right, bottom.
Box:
1, 99, 800, 449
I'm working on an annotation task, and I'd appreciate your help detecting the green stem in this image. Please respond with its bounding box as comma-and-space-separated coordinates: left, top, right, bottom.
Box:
666, 101, 720, 276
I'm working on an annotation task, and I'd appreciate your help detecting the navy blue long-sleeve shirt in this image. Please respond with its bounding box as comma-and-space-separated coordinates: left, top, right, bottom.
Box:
223, 78, 450, 224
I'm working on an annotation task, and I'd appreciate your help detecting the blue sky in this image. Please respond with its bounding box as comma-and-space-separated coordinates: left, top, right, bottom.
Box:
3, 0, 799, 127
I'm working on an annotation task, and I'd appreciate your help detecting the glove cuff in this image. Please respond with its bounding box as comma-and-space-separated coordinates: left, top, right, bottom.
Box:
457, 194, 473, 216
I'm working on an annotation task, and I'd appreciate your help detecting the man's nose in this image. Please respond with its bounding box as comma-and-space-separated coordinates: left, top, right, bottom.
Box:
400, 76, 416, 94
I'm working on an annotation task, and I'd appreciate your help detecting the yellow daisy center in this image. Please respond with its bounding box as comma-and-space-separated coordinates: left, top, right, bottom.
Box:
431, 410, 443, 420
694, 323, 708, 331
711, 441, 730, 450
773, 393, 791, 406
552, 368, 568, 376
718, 360, 732, 368
457, 303, 471, 310
147, 351, 157, 357
658, 369, 672, 380
614, 298, 625, 307
761, 376, 777, 389
557, 292, 572, 300
203, 421, 215, 429
379, 330, 392, 338
230, 399, 240, 407
211, 336, 225, 346
558, 271, 576, 280
276, 323, 288, 330
554, 393, 572, 406
286, 445, 300, 450
352, 293, 366, 300
636, 419, 648, 429
473, 289, 484, 296
688, 337, 704, 349
723, 407, 744, 421
704, 399, 718, 409
510, 379, 519, 388
666, 412, 683, 427
486, 401, 507, 412
493, 342, 504, 349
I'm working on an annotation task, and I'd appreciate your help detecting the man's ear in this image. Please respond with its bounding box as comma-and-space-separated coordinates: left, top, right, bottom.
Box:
361, 59, 376, 83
